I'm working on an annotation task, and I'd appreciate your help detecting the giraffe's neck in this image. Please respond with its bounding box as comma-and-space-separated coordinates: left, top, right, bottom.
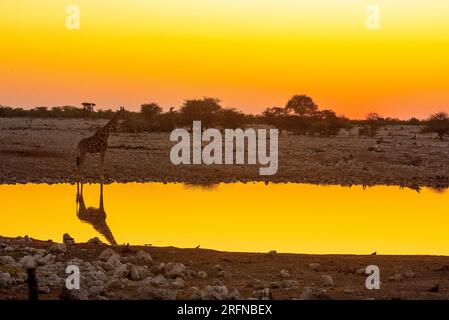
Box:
96, 117, 119, 140
77, 193, 86, 212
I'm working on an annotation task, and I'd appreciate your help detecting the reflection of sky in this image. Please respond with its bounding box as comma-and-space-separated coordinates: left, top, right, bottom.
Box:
1, 182, 449, 255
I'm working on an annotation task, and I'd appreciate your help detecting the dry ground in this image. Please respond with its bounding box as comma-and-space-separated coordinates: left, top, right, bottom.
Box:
0, 118, 449, 187
2, 236, 449, 300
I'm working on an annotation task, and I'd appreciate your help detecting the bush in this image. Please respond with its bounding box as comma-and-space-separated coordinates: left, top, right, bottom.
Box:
120, 117, 149, 133
421, 112, 449, 140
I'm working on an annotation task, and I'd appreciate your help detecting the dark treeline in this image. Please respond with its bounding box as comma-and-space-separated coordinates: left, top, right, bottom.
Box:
0, 103, 116, 120
1, 94, 447, 138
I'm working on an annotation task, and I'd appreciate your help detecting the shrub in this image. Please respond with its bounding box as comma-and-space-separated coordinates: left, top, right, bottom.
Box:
421, 112, 449, 140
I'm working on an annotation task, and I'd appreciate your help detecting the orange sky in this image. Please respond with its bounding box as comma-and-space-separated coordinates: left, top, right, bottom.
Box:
0, 0, 448, 119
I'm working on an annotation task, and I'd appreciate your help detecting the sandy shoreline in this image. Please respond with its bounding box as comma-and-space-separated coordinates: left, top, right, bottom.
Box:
1, 118, 449, 188
1, 235, 449, 300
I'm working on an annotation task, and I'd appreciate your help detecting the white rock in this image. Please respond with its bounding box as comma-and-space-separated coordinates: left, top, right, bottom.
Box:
137, 284, 177, 300
113, 264, 129, 278
136, 266, 152, 280
227, 288, 242, 300
150, 274, 168, 287
99, 248, 119, 261
201, 285, 228, 300
185, 269, 197, 278
49, 243, 67, 254
197, 271, 207, 279
0, 256, 15, 265
0, 272, 12, 288
251, 279, 269, 289
32, 254, 45, 266
172, 277, 186, 288
104, 254, 121, 271
88, 286, 105, 297
252, 288, 272, 300
129, 267, 141, 281
280, 279, 299, 289
320, 275, 334, 287
150, 263, 165, 275
280, 270, 290, 279
135, 251, 153, 265
300, 287, 335, 300
91, 270, 108, 282
185, 287, 202, 300
20, 255, 36, 269
39, 286, 51, 294
165, 263, 186, 278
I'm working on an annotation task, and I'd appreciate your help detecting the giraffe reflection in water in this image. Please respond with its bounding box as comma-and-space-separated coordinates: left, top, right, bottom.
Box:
76, 182, 117, 245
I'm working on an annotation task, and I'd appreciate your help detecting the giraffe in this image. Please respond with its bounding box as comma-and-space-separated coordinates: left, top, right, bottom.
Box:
76, 182, 117, 245
77, 107, 125, 181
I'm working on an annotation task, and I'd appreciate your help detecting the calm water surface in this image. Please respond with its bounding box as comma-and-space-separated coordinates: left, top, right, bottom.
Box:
1, 182, 448, 255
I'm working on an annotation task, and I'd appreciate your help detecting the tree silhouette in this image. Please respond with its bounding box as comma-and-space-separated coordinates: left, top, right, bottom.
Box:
81, 102, 96, 112
421, 112, 449, 141
219, 108, 246, 129
365, 112, 383, 136
81, 102, 96, 118
140, 103, 162, 122
285, 94, 318, 117
179, 97, 222, 129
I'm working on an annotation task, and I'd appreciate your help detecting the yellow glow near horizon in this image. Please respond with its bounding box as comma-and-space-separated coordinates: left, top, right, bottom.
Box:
1, 182, 449, 255
0, 1, 448, 118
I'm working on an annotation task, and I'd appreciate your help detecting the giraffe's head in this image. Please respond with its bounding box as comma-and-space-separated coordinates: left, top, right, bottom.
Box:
117, 106, 125, 117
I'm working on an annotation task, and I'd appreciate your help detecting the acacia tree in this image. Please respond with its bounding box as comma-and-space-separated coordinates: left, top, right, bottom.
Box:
421, 112, 449, 141
179, 97, 222, 129
81, 102, 96, 118
140, 103, 162, 122
262, 107, 289, 131
219, 108, 246, 129
285, 94, 318, 117
363, 112, 383, 136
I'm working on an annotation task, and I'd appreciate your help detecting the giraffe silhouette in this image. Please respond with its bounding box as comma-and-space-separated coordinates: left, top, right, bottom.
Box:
77, 107, 125, 181
76, 182, 117, 245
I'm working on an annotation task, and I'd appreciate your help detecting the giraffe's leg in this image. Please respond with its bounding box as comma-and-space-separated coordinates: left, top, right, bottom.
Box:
77, 151, 86, 184
76, 151, 84, 201
99, 181, 104, 210
76, 181, 83, 204
100, 151, 105, 182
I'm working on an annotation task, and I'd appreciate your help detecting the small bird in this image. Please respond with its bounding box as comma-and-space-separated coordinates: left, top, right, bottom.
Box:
371, 251, 377, 256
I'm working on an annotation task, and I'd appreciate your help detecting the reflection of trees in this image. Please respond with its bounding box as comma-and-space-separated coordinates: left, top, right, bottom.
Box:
183, 182, 218, 191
